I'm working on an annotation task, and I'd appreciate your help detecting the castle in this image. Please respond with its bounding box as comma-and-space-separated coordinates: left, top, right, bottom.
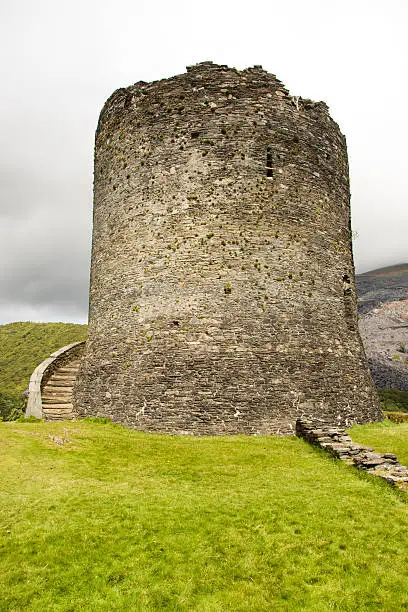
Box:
70, 62, 382, 434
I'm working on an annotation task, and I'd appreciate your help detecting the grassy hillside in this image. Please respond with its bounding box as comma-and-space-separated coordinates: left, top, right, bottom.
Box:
0, 321, 87, 395
1, 420, 408, 610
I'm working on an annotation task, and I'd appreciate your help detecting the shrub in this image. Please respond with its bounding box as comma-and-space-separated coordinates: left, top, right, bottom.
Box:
0, 391, 25, 421
378, 388, 408, 413
384, 411, 408, 423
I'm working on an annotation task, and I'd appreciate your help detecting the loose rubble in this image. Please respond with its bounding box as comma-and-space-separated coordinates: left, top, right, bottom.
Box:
358, 298, 408, 391
296, 418, 408, 492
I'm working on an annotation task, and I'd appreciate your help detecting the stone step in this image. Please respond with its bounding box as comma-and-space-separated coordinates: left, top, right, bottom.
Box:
42, 396, 73, 404
42, 408, 74, 421
48, 373, 76, 378
42, 385, 73, 393
43, 403, 73, 414
47, 375, 77, 383
53, 370, 77, 376
43, 408, 73, 414
44, 380, 74, 387
42, 395, 73, 402
50, 370, 77, 376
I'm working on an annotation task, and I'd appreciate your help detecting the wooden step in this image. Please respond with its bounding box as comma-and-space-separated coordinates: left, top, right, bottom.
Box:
58, 366, 79, 373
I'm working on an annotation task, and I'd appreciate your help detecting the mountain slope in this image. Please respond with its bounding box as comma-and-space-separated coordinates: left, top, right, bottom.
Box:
357, 264, 408, 392
356, 263, 408, 315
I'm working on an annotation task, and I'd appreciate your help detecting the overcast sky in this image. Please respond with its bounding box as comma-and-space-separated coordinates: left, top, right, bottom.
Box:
1, 0, 407, 324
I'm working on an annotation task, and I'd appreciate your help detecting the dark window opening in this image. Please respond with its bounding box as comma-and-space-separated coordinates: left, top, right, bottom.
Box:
266, 148, 273, 177
342, 273, 355, 329
343, 274, 352, 296
124, 93, 133, 108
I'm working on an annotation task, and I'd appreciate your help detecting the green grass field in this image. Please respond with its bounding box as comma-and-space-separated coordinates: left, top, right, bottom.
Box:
1, 419, 408, 611
351, 420, 408, 466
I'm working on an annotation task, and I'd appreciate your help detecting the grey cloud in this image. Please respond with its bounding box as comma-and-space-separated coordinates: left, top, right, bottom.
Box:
0, 0, 407, 323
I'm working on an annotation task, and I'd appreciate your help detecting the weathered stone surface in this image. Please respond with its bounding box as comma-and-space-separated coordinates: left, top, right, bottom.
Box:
296, 418, 408, 492
73, 62, 382, 434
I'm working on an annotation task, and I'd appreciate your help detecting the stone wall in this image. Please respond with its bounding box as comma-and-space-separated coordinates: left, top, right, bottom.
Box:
296, 419, 408, 492
73, 61, 382, 434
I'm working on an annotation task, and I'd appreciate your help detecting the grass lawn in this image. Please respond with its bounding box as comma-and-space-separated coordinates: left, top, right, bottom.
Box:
1, 420, 408, 611
350, 420, 408, 466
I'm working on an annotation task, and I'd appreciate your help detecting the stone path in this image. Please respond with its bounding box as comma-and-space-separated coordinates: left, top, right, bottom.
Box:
296, 418, 408, 492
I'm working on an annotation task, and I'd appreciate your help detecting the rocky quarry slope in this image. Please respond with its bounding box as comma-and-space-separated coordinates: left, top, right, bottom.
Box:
357, 264, 408, 390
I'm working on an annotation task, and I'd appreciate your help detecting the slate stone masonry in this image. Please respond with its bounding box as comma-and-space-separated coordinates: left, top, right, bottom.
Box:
73, 62, 382, 434
296, 418, 408, 492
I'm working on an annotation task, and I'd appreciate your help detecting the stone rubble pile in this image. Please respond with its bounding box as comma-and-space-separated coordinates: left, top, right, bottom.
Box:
296, 418, 408, 492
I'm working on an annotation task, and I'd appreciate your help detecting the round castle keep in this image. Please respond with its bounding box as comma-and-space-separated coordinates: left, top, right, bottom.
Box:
73, 61, 382, 434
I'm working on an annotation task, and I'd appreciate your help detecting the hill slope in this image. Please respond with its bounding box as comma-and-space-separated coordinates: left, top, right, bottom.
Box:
356, 263, 408, 315
357, 265, 408, 392
0, 321, 87, 395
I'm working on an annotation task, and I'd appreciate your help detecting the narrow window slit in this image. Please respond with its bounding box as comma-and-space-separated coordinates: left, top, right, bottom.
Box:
266, 148, 273, 177
124, 93, 133, 108
342, 273, 355, 329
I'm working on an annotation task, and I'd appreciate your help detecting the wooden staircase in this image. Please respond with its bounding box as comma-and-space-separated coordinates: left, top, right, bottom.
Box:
41, 359, 80, 421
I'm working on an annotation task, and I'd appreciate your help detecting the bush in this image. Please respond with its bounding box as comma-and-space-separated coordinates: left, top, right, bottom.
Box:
0, 390, 25, 421
384, 412, 408, 423
378, 388, 408, 413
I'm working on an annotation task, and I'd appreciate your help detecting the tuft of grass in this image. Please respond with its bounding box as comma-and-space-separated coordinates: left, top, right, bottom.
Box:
83, 417, 114, 425
1, 421, 408, 610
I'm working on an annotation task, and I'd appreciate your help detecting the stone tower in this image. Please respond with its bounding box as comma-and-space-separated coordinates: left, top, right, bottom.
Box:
73, 62, 382, 434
